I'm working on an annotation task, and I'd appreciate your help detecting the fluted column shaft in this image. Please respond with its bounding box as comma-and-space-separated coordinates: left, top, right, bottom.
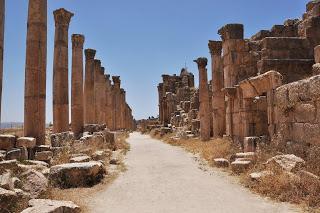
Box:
93, 60, 101, 123
24, 0, 47, 145
112, 76, 121, 130
194, 57, 210, 141
71, 34, 85, 137
84, 49, 96, 124
105, 75, 113, 129
52, 8, 73, 133
209, 40, 226, 137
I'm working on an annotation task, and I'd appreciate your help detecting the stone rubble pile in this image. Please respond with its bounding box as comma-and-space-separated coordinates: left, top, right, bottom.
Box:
0, 124, 125, 212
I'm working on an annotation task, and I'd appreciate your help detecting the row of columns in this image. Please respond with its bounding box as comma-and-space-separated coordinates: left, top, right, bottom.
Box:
23, 0, 134, 145
194, 42, 226, 141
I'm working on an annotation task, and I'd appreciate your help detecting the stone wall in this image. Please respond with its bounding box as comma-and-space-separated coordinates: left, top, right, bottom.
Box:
274, 75, 320, 145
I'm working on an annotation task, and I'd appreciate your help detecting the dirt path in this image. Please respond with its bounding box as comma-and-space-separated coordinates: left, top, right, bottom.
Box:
87, 132, 299, 213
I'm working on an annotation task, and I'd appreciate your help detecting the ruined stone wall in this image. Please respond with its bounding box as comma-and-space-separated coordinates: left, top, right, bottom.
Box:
158, 68, 195, 126
274, 74, 320, 146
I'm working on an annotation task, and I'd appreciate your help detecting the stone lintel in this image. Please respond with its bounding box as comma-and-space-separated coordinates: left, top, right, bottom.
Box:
208, 40, 222, 55
222, 87, 237, 97
193, 57, 208, 68
218, 23, 244, 41
53, 8, 74, 26
238, 70, 282, 98
85, 49, 96, 60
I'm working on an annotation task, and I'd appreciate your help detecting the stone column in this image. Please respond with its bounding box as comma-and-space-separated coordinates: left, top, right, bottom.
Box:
110, 83, 116, 130
112, 76, 121, 130
71, 34, 85, 137
157, 83, 163, 124
194, 57, 210, 141
98, 67, 106, 124
24, 0, 47, 145
120, 89, 126, 129
52, 8, 73, 133
105, 74, 113, 129
84, 49, 96, 124
208, 40, 225, 137
0, 0, 4, 125
218, 24, 244, 139
93, 59, 101, 124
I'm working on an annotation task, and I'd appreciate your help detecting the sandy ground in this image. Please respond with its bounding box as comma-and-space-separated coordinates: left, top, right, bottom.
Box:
87, 132, 299, 213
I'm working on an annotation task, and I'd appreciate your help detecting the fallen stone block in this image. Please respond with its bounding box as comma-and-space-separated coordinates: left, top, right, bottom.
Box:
265, 154, 305, 172
51, 132, 75, 147
16, 137, 36, 148
0, 135, 16, 150
0, 187, 18, 211
0, 171, 13, 190
20, 169, 48, 199
213, 158, 229, 168
21, 199, 80, 213
49, 161, 106, 188
6, 147, 28, 161
35, 145, 51, 152
231, 152, 256, 162
92, 150, 112, 161
84, 124, 106, 133
24, 160, 49, 168
0, 160, 19, 172
35, 151, 53, 162
70, 155, 91, 163
231, 160, 252, 173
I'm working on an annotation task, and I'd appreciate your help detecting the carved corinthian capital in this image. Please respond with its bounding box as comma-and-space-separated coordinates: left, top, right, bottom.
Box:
53, 8, 74, 27
72, 34, 85, 48
85, 49, 96, 60
193, 57, 208, 68
208, 40, 222, 55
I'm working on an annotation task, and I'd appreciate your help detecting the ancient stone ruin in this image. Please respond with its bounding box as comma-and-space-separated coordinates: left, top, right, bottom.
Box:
157, 0, 320, 151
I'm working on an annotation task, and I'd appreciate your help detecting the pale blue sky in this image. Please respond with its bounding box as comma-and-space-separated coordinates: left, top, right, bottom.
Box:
3, 0, 309, 122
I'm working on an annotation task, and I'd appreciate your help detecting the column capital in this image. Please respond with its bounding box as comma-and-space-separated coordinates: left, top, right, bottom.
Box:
218, 23, 244, 41
193, 57, 208, 68
72, 34, 85, 48
53, 8, 74, 27
94, 59, 101, 68
100, 67, 105, 75
112, 76, 121, 84
208, 40, 222, 55
85, 49, 96, 60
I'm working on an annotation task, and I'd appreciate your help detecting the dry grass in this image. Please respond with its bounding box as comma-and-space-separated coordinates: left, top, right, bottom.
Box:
241, 144, 320, 210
